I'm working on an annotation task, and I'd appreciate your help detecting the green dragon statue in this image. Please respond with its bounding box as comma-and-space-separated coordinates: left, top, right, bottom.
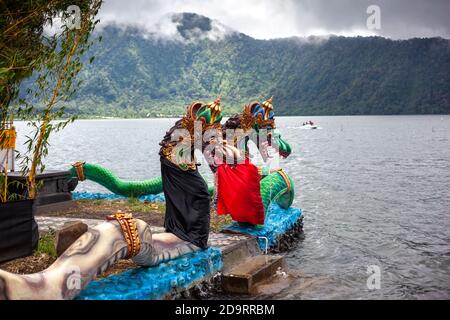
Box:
69, 98, 294, 213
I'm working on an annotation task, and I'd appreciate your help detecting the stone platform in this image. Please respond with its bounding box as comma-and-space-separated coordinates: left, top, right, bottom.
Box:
34, 216, 252, 251
32, 192, 303, 300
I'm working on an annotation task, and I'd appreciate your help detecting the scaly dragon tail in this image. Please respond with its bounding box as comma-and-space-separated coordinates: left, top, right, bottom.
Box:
69, 162, 215, 197
260, 169, 295, 212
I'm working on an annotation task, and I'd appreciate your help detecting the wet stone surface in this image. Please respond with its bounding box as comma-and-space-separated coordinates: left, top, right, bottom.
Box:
208, 233, 253, 250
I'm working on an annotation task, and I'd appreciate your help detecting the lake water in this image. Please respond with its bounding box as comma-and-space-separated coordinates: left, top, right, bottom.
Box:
14, 115, 450, 299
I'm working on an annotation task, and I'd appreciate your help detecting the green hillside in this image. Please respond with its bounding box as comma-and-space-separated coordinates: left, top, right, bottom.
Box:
56, 13, 450, 117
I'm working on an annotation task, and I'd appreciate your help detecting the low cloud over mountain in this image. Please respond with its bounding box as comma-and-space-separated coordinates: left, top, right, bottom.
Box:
97, 12, 238, 43
98, 0, 450, 40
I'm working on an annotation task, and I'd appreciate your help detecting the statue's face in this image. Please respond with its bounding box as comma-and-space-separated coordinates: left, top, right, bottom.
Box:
256, 100, 292, 159
252, 103, 291, 159
271, 131, 292, 159
253, 127, 291, 159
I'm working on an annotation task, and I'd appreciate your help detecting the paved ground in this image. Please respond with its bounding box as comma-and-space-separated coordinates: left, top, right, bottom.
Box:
35, 216, 166, 234
35, 216, 253, 250
209, 232, 252, 249
36, 216, 102, 232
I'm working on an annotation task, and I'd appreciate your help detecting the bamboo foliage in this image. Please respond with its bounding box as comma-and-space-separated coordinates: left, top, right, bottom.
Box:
0, 0, 102, 202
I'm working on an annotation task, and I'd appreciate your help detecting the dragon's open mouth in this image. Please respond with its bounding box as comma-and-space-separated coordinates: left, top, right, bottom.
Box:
279, 149, 290, 159
271, 133, 292, 159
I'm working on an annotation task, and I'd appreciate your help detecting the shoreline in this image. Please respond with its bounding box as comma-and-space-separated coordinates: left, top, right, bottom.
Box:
12, 114, 450, 122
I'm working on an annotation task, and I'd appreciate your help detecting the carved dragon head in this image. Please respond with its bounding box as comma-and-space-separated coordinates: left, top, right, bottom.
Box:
186, 97, 223, 126
177, 98, 224, 169
237, 97, 292, 159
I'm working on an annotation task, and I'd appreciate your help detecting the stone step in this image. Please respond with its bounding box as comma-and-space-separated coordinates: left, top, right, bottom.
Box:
219, 236, 261, 274
221, 255, 285, 295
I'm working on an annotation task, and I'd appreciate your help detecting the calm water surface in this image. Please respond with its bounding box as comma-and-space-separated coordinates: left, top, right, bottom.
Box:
15, 115, 450, 299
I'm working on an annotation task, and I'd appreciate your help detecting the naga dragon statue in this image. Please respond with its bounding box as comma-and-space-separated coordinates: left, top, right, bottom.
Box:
68, 98, 294, 213
220, 97, 294, 212
0, 98, 295, 300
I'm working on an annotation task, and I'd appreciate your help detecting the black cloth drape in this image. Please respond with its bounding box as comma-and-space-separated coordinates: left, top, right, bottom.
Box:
160, 157, 210, 249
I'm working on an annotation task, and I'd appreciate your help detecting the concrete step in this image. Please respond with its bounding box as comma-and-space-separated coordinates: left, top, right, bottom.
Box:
222, 255, 285, 294
220, 236, 261, 274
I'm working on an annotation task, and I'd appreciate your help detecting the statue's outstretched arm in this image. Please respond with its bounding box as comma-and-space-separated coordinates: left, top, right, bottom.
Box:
0, 218, 199, 300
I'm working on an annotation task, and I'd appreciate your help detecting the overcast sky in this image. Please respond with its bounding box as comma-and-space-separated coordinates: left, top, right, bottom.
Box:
97, 0, 450, 39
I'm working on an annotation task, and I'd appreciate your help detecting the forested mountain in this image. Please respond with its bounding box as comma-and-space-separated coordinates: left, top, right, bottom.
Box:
60, 13, 450, 117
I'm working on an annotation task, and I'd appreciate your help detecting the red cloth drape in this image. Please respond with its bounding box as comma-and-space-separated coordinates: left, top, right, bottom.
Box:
216, 161, 265, 225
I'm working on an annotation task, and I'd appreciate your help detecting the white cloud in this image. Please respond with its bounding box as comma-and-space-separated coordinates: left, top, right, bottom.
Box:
95, 0, 450, 40
96, 0, 299, 39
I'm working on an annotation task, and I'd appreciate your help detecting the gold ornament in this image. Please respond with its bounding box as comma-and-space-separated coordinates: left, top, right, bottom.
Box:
106, 211, 141, 258
72, 161, 86, 181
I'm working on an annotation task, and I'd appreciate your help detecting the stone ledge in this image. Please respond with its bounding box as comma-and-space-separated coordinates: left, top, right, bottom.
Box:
222, 255, 285, 295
